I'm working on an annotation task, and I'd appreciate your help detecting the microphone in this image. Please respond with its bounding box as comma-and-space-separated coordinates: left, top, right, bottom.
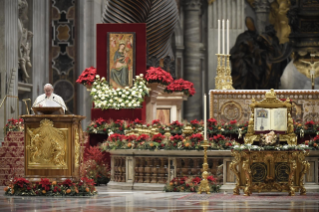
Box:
36, 96, 47, 106
52, 96, 71, 114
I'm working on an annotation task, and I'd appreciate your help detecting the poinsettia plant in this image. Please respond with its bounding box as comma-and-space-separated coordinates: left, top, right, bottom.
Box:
76, 66, 97, 87
168, 120, 184, 135
164, 176, 220, 192
165, 78, 196, 97
190, 119, 203, 133
145, 66, 174, 85
86, 118, 108, 134
5, 118, 24, 135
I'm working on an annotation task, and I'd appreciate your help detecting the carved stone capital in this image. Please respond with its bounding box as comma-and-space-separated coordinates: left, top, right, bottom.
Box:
248, 0, 272, 12
183, 0, 202, 11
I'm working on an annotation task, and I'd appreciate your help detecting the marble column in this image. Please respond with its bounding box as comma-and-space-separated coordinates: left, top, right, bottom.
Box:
207, 0, 245, 91
0, 0, 19, 142
30, 0, 49, 102
77, 0, 102, 128
183, 0, 203, 120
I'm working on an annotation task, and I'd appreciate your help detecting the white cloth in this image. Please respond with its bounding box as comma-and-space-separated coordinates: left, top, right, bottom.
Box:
32, 93, 67, 111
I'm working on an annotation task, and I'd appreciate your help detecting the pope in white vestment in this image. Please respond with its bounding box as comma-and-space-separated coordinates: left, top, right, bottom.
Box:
32, 83, 67, 112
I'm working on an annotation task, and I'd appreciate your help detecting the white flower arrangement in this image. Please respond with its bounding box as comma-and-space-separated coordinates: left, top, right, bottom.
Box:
90, 74, 150, 110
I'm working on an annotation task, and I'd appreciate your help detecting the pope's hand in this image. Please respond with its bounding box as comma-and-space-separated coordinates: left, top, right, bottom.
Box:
39, 104, 42, 107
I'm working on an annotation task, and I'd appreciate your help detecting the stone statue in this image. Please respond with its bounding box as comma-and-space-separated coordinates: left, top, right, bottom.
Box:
18, 0, 32, 83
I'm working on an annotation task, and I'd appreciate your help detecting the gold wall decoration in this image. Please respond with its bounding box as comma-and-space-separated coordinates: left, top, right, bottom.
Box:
74, 126, 80, 169
230, 150, 310, 196
26, 119, 68, 169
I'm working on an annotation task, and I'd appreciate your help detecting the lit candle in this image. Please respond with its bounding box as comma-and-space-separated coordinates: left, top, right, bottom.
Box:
204, 94, 207, 140
222, 19, 225, 55
227, 19, 229, 55
218, 19, 220, 54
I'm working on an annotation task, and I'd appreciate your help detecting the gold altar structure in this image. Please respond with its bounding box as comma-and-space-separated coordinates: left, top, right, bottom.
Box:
244, 89, 297, 145
21, 114, 85, 182
230, 150, 310, 196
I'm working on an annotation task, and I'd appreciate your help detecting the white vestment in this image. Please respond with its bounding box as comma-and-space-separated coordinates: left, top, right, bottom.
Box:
32, 93, 67, 111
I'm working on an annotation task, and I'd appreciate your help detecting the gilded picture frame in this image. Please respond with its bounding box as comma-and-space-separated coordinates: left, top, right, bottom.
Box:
107, 32, 136, 89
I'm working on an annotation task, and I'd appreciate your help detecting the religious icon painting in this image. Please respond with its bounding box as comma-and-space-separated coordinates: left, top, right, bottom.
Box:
107, 32, 136, 89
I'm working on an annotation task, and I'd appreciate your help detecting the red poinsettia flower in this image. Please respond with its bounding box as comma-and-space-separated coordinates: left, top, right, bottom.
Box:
190, 133, 204, 142
134, 118, 142, 125
305, 121, 315, 127
208, 118, 217, 126
213, 134, 225, 141
229, 120, 237, 125
108, 133, 124, 142
313, 135, 319, 142
152, 133, 165, 143
190, 119, 199, 125
170, 120, 183, 127
170, 135, 184, 142
124, 135, 137, 142
137, 134, 150, 142
76, 66, 97, 86
165, 78, 196, 96
81, 177, 96, 187
39, 178, 51, 191
151, 119, 161, 125
145, 67, 174, 85
13, 177, 30, 188
95, 117, 106, 125
62, 179, 74, 187
192, 177, 202, 184
207, 176, 217, 182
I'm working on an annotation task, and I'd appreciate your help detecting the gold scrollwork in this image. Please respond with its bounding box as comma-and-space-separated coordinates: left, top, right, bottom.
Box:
26, 119, 67, 169
229, 151, 242, 195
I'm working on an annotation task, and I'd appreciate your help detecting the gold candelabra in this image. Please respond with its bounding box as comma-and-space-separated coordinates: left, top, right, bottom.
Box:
215, 54, 234, 90
197, 139, 211, 194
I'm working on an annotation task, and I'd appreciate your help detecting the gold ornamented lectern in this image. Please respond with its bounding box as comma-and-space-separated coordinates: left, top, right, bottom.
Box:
21, 110, 85, 182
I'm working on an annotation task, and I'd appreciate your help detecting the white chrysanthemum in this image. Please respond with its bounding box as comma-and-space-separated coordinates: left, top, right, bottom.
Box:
136, 76, 140, 79
101, 77, 106, 81
139, 73, 144, 77
121, 94, 126, 98
121, 103, 124, 107
96, 85, 101, 89
95, 75, 100, 79
119, 99, 123, 102
128, 103, 132, 107
92, 88, 97, 92
109, 99, 113, 103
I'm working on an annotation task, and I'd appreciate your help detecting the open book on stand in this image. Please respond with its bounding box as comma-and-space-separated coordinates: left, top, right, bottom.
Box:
254, 108, 287, 132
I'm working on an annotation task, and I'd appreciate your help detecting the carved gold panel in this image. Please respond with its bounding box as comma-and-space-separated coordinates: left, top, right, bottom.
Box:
26, 119, 68, 169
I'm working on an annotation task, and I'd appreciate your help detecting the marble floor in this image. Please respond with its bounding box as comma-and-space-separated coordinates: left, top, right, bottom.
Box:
1, 186, 319, 212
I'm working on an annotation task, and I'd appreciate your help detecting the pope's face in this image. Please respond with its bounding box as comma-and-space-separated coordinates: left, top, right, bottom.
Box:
44, 86, 53, 97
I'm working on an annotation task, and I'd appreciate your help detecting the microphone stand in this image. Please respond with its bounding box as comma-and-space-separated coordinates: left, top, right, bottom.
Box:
52, 96, 71, 114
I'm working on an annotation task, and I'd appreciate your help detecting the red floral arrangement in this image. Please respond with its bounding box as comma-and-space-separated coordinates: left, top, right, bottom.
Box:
76, 66, 97, 86
145, 67, 174, 85
136, 134, 150, 143
305, 121, 315, 127
62, 179, 74, 188
213, 134, 225, 141
170, 135, 184, 142
208, 118, 217, 126
190, 133, 204, 143
13, 177, 30, 188
5, 118, 24, 134
108, 133, 124, 142
165, 78, 196, 96
39, 178, 51, 191
151, 133, 165, 143
124, 135, 137, 142
95, 117, 106, 125
151, 119, 161, 126
229, 120, 237, 125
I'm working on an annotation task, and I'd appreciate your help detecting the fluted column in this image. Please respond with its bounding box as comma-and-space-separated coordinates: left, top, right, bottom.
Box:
31, 0, 49, 100
183, 0, 203, 120
0, 0, 19, 142
77, 0, 102, 128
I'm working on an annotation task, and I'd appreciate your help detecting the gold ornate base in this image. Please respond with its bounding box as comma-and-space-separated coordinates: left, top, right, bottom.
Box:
230, 150, 310, 196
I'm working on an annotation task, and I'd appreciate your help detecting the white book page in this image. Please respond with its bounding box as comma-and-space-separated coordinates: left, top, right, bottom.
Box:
254, 108, 271, 131
271, 108, 287, 131
43, 100, 60, 107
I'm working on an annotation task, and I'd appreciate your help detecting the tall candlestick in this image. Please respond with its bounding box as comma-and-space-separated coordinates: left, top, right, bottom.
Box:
227, 19, 229, 54
218, 19, 220, 54
204, 94, 207, 140
222, 19, 225, 55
